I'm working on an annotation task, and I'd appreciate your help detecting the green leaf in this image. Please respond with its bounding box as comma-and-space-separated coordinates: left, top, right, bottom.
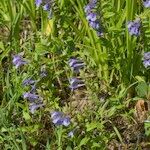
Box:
92, 142, 101, 148
23, 111, 31, 121
79, 137, 90, 147
1, 127, 7, 132
135, 82, 148, 98
135, 76, 145, 82
113, 126, 123, 144
86, 122, 97, 132
66, 146, 72, 150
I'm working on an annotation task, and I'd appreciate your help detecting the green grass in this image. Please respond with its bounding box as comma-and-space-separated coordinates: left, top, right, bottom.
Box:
0, 0, 150, 149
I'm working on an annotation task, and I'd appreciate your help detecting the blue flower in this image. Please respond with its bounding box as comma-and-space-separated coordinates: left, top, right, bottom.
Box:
23, 92, 41, 102
51, 111, 71, 127
86, 13, 97, 22
84, 1, 103, 36
12, 55, 27, 68
143, 52, 150, 68
69, 58, 84, 73
89, 21, 100, 30
35, 0, 42, 7
43, 3, 50, 11
143, 52, 150, 60
143, 60, 150, 68
127, 19, 141, 36
69, 78, 85, 91
23, 78, 36, 86
143, 0, 150, 8
63, 117, 70, 127
84, 5, 92, 14
29, 102, 44, 114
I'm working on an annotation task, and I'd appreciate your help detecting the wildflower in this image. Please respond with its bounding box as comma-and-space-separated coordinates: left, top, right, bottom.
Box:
23, 92, 41, 102
143, 52, 150, 68
35, 0, 42, 7
35, 0, 53, 18
69, 78, 85, 91
69, 58, 85, 73
89, 20, 100, 30
63, 117, 70, 127
84, 0, 103, 36
86, 13, 97, 22
84, 4, 92, 14
29, 102, 44, 114
143, 52, 150, 60
43, 3, 50, 11
22, 78, 36, 86
12, 55, 27, 68
127, 19, 141, 36
51, 111, 71, 126
30, 84, 37, 93
143, 0, 150, 8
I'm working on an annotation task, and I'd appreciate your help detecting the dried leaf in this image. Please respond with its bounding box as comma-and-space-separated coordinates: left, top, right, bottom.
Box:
135, 100, 148, 123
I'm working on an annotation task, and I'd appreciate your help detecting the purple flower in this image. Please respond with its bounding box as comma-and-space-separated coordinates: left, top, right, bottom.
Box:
84, 1, 97, 13
51, 111, 63, 119
143, 52, 150, 60
143, 0, 150, 8
86, 13, 97, 22
30, 84, 37, 93
23, 92, 40, 102
84, 1, 103, 36
127, 19, 141, 36
69, 78, 85, 91
12, 55, 27, 68
89, 21, 100, 30
43, 3, 50, 11
143, 60, 150, 68
63, 117, 70, 127
143, 52, 150, 68
29, 103, 44, 114
84, 5, 92, 14
23, 78, 36, 86
35, 0, 42, 7
97, 31, 103, 37
51, 111, 71, 126
69, 58, 84, 73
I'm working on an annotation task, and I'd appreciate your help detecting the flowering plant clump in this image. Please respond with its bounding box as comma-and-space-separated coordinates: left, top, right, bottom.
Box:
84, 0, 103, 36
2, 0, 150, 149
